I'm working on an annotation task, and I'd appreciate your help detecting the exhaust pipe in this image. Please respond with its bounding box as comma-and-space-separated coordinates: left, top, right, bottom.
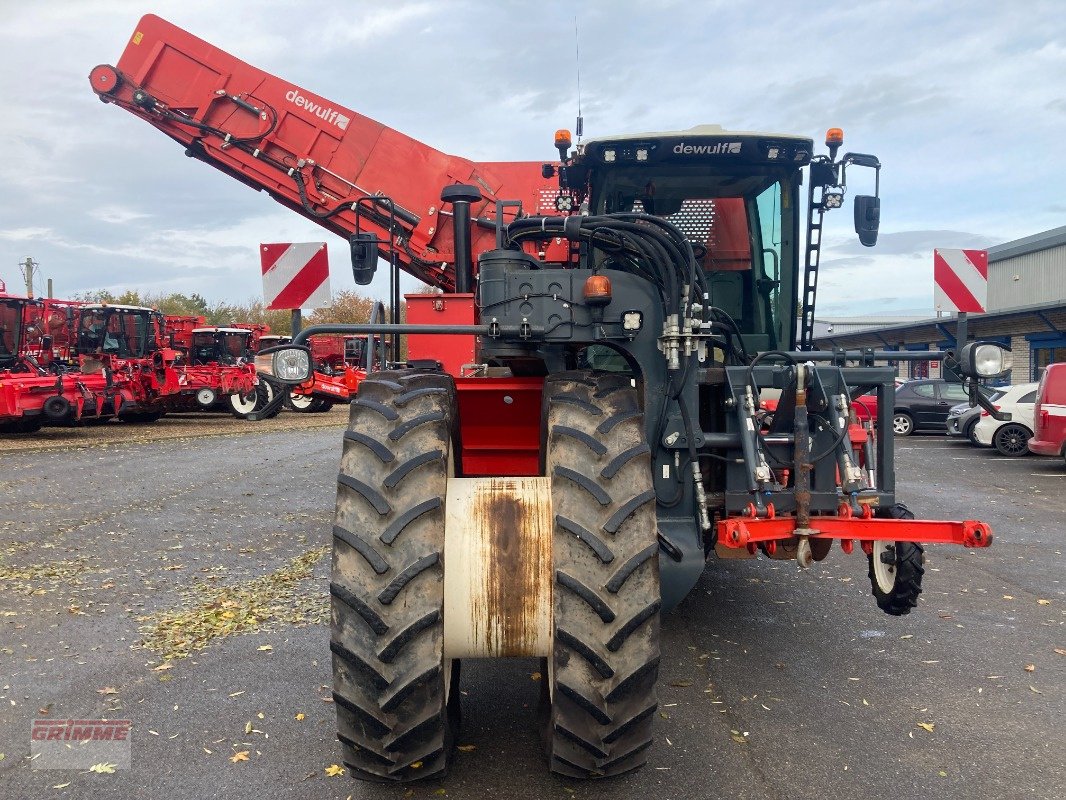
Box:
441, 184, 483, 294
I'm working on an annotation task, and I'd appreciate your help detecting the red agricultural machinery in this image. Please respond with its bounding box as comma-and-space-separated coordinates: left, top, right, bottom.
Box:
1, 296, 190, 432
165, 315, 262, 417
93, 14, 1010, 782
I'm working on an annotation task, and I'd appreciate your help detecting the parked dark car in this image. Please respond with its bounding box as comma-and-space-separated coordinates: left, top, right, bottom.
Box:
892, 379, 972, 436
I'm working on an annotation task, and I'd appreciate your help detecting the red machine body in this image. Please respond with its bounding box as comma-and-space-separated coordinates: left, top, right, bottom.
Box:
0, 294, 117, 430
164, 316, 258, 411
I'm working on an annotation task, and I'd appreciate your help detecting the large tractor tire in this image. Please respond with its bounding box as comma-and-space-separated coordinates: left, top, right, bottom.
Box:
868, 503, 924, 616
542, 371, 661, 778
331, 370, 459, 782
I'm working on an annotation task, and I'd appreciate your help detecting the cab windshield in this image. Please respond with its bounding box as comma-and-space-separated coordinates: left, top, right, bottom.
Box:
0, 299, 22, 365
78, 309, 153, 358
593, 165, 795, 350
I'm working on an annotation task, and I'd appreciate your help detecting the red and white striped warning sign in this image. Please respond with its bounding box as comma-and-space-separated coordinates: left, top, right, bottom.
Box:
260, 242, 331, 310
934, 248, 987, 313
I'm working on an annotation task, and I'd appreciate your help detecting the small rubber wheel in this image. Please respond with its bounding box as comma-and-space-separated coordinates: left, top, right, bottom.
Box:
891, 412, 914, 436
993, 423, 1031, 457
229, 388, 259, 418
195, 388, 218, 408
285, 390, 334, 413
868, 503, 924, 616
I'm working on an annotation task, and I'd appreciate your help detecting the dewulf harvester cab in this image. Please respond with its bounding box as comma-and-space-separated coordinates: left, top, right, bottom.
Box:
93, 14, 1008, 783
190, 327, 255, 366
76, 303, 176, 421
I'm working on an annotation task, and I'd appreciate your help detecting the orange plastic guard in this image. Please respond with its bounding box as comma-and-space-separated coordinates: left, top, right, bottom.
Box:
92, 15, 558, 291
717, 517, 993, 548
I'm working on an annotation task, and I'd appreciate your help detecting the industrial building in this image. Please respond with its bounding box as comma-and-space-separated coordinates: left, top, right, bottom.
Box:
813, 225, 1066, 384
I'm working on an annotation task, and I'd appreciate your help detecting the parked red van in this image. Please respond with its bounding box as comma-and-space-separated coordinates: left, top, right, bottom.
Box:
1028, 363, 1066, 465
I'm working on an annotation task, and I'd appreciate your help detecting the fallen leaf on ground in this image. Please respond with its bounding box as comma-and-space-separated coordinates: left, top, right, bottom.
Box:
295, 713, 305, 721
244, 721, 253, 734
324, 764, 345, 777
229, 751, 249, 763
96, 687, 119, 695
457, 745, 476, 752
1055, 648, 1066, 656
410, 761, 423, 769
1037, 599, 1051, 605
152, 663, 173, 671
917, 722, 935, 732
1024, 664, 1035, 673
1029, 685, 1042, 694
1002, 595, 1014, 600
257, 645, 273, 652
670, 680, 693, 687
530, 672, 542, 681
53, 782, 71, 789
89, 762, 116, 773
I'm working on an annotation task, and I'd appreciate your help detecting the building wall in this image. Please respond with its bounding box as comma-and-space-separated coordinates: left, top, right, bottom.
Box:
1010, 335, 1030, 385
988, 243, 1066, 310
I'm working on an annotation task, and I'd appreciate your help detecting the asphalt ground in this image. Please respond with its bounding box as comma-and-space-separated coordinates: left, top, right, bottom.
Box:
0, 419, 1063, 800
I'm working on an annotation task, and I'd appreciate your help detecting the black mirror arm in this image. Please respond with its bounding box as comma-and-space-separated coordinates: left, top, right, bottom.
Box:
969, 379, 1011, 421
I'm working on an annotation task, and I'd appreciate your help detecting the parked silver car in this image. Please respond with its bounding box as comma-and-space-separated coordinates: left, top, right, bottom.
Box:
946, 387, 1007, 445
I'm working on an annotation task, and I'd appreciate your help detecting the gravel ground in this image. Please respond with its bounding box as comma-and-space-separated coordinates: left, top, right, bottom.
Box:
0, 426, 1063, 800
0, 407, 350, 455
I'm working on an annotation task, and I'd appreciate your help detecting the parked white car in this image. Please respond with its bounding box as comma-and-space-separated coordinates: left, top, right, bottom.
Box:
972, 382, 1039, 456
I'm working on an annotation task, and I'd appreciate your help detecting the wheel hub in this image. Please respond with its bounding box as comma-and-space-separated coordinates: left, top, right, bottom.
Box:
871, 541, 897, 593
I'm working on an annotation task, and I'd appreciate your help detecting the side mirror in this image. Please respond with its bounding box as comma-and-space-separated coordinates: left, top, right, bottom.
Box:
349, 233, 379, 286
854, 195, 880, 247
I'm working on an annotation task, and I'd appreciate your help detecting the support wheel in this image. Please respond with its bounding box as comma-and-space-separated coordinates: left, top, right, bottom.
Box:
891, 412, 914, 436
228, 387, 259, 419
331, 370, 459, 782
542, 371, 661, 778
993, 423, 1031, 457
868, 503, 924, 616
285, 390, 333, 413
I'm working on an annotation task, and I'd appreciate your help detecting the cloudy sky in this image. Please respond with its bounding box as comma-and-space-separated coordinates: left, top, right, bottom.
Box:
0, 1, 1062, 316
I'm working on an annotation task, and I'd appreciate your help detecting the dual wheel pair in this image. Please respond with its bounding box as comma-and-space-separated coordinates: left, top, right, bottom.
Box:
330, 370, 661, 781
228, 381, 333, 418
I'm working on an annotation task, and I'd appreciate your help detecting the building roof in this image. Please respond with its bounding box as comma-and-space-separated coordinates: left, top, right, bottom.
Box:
812, 299, 1066, 349
988, 225, 1066, 262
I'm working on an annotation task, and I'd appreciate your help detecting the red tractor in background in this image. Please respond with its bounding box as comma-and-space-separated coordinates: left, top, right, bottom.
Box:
165, 315, 262, 417
1, 294, 121, 430
93, 14, 1011, 782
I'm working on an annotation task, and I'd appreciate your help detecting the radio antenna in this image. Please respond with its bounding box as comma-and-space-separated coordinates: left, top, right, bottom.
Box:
574, 15, 584, 143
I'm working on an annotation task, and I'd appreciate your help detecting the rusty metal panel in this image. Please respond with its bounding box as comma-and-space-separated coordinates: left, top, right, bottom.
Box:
443, 477, 552, 658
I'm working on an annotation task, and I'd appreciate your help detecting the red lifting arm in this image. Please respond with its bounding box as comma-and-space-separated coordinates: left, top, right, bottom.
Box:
89, 15, 557, 291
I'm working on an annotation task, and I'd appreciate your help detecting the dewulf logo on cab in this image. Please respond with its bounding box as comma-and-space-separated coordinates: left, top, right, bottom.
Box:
284, 89, 351, 131
673, 141, 742, 155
